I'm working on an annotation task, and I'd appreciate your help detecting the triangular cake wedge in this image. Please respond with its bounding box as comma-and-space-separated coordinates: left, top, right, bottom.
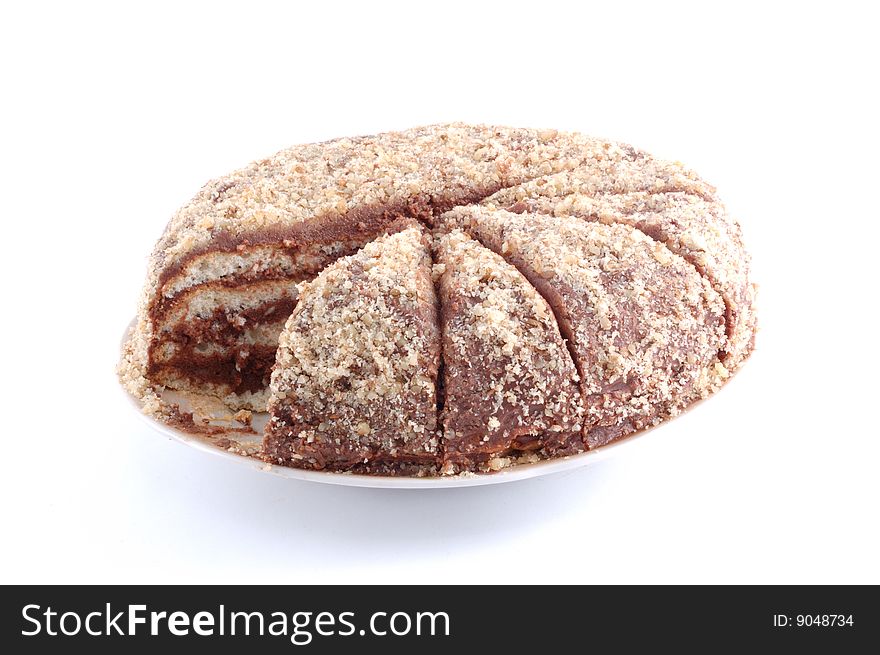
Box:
443, 207, 727, 448
264, 226, 441, 474
434, 230, 584, 473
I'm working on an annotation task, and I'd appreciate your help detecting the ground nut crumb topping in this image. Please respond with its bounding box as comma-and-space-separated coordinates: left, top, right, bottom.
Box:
435, 229, 584, 472
441, 205, 730, 448
263, 227, 442, 473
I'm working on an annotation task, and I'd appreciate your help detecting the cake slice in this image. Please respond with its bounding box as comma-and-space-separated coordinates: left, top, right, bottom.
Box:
263, 225, 441, 474
443, 207, 727, 448
434, 230, 584, 473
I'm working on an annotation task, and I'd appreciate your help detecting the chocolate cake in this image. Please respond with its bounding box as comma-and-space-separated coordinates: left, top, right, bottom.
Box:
119, 123, 756, 475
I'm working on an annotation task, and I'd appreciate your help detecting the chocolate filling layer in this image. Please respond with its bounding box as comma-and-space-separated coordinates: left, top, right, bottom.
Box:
150, 293, 298, 395
150, 345, 278, 395
151, 243, 357, 322
161, 297, 297, 349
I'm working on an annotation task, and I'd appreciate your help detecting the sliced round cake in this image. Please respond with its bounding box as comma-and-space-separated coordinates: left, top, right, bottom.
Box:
119, 123, 756, 475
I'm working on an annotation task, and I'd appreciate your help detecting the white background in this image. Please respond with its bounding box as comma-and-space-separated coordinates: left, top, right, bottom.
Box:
2, 1, 878, 584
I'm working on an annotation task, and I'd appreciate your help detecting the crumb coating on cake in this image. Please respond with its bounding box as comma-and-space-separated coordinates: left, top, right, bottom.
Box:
263, 227, 441, 473
442, 206, 729, 448
435, 229, 584, 472
483, 166, 755, 368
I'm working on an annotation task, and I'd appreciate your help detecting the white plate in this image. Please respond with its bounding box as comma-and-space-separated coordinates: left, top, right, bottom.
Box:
121, 320, 653, 488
